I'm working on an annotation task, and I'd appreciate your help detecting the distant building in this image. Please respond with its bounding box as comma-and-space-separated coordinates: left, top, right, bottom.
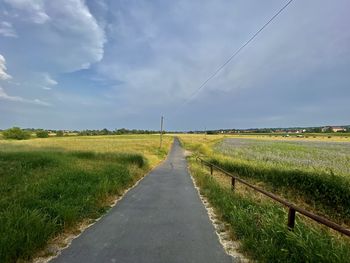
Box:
322, 126, 346, 132
331, 126, 346, 132
286, 129, 304, 134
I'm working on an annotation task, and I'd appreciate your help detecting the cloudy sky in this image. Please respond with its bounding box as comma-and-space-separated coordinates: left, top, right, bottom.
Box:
0, 0, 349, 131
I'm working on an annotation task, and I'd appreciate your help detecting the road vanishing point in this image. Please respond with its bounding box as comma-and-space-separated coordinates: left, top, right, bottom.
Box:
51, 138, 233, 263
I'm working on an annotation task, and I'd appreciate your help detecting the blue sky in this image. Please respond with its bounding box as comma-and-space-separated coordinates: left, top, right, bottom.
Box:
0, 0, 349, 131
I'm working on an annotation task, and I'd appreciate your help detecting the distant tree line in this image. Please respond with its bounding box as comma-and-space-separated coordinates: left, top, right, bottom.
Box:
78, 128, 161, 136
2, 125, 349, 141
0, 127, 168, 140
0, 127, 66, 140
187, 126, 350, 135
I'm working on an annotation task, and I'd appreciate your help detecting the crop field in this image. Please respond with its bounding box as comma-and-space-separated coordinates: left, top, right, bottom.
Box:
195, 135, 350, 175
0, 135, 172, 263
179, 134, 350, 262
215, 138, 350, 222
216, 138, 350, 178
0, 134, 171, 166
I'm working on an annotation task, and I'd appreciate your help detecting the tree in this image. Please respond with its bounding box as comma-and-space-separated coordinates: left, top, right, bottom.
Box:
36, 130, 49, 138
101, 128, 110, 135
308, 127, 322, 133
2, 127, 31, 140
56, 130, 64, 137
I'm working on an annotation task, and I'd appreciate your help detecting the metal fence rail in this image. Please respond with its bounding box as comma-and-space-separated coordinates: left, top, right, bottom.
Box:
196, 156, 350, 237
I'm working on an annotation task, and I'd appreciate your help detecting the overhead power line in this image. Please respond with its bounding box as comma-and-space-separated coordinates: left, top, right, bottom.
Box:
176, 0, 295, 112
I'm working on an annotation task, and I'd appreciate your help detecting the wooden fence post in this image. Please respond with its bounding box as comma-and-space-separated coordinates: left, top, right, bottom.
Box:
231, 177, 235, 191
288, 208, 296, 229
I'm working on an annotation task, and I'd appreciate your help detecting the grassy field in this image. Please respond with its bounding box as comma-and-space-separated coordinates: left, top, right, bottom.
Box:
0, 134, 171, 166
179, 134, 350, 262
0, 135, 172, 263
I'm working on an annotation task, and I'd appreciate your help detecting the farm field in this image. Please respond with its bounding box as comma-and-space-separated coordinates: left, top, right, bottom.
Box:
180, 134, 350, 222
0, 134, 171, 166
0, 135, 172, 263
215, 138, 350, 177
179, 134, 350, 262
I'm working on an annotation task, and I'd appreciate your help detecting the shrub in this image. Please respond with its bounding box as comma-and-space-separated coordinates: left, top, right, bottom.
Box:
36, 130, 49, 138
2, 127, 31, 140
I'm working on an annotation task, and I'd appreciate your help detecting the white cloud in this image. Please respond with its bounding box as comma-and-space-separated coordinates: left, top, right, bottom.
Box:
32, 98, 51, 106
0, 86, 51, 106
42, 0, 106, 71
0, 86, 22, 102
3, 0, 49, 24
0, 21, 17, 37
2, 0, 106, 72
42, 73, 57, 89
98, 0, 350, 115
37, 73, 57, 90
42, 86, 52, 90
0, 54, 12, 80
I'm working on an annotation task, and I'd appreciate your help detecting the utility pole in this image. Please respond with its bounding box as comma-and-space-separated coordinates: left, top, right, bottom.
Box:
159, 116, 164, 149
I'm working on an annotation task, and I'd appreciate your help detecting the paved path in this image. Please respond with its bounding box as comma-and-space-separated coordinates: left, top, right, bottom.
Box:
51, 138, 232, 263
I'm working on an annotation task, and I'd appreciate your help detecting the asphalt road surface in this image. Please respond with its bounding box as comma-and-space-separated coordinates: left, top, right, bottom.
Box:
51, 138, 232, 263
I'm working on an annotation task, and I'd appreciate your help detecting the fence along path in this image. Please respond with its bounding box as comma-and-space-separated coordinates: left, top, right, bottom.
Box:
198, 156, 350, 237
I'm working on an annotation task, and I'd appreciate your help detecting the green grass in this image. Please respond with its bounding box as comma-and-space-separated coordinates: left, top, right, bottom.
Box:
208, 156, 350, 221
0, 150, 149, 263
189, 160, 350, 263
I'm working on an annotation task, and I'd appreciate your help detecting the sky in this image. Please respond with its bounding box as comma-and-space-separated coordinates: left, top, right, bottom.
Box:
0, 0, 349, 131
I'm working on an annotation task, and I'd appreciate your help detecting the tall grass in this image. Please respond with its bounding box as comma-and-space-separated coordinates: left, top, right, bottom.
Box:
189, 160, 350, 262
0, 150, 148, 263
208, 156, 350, 221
